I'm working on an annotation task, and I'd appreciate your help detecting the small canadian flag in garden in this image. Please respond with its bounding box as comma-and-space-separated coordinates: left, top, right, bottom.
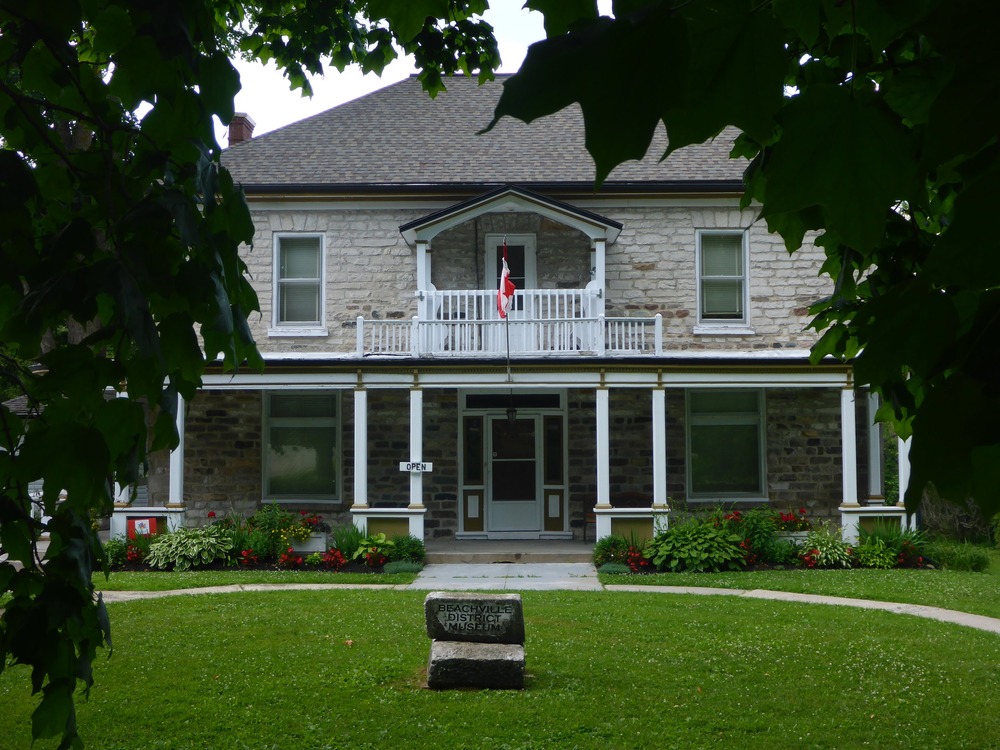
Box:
497, 238, 516, 319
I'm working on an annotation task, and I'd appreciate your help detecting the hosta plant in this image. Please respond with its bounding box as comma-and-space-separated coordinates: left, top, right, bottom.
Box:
799, 523, 854, 569
643, 519, 745, 573
145, 526, 232, 572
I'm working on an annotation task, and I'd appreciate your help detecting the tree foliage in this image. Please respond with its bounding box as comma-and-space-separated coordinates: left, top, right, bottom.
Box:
0, 1, 496, 746
490, 0, 1000, 517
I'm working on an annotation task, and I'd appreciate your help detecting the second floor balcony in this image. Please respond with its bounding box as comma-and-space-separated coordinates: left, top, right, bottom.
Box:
357, 287, 663, 358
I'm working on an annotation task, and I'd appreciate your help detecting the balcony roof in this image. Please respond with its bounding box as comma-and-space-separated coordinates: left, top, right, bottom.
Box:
399, 185, 623, 245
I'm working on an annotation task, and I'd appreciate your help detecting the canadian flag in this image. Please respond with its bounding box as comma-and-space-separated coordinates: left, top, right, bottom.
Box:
497, 239, 516, 319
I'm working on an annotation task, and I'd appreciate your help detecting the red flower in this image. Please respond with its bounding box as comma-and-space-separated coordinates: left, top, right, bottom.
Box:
207, 511, 216, 519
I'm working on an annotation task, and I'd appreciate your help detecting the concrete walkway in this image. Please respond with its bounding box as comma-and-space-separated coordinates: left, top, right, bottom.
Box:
410, 562, 601, 590
89, 563, 1000, 635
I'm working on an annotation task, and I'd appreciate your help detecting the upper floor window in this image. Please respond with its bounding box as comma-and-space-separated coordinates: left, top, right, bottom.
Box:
697, 231, 748, 325
273, 234, 324, 330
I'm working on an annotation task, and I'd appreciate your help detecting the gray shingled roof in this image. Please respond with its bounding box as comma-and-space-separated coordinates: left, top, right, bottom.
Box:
222, 74, 745, 192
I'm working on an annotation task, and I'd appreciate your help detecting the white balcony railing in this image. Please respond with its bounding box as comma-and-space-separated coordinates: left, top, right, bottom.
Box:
357, 310, 663, 358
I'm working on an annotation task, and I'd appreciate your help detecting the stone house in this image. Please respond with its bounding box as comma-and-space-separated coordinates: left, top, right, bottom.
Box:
111, 75, 905, 543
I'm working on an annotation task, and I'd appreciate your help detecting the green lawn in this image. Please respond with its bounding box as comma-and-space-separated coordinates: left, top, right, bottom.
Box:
2, 590, 999, 749
93, 569, 419, 591
600, 549, 1000, 619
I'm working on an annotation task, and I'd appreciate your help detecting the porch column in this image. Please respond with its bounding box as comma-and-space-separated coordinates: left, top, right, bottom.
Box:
898, 435, 911, 506
409, 387, 425, 509
651, 387, 669, 533
867, 390, 883, 504
651, 388, 667, 506
168, 394, 185, 505
353, 387, 368, 509
592, 238, 606, 296
416, 240, 432, 319
595, 386, 612, 538
840, 387, 859, 506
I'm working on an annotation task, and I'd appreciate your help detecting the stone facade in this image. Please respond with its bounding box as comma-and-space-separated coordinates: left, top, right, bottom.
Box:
241, 201, 828, 355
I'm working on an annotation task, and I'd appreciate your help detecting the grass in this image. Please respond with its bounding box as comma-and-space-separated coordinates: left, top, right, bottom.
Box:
600, 549, 1000, 619
93, 569, 419, 591
1, 589, 999, 749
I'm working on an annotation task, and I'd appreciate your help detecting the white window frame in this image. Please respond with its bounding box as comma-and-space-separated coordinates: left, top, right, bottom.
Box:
269, 233, 327, 337
693, 229, 753, 335
486, 233, 536, 287
685, 388, 767, 502
263, 391, 342, 504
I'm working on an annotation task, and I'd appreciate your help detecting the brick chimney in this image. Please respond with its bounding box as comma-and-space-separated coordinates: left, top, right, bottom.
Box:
228, 113, 256, 146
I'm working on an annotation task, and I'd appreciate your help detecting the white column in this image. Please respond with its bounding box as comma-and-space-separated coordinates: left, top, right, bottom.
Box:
353, 388, 368, 509
867, 390, 883, 503
651, 388, 667, 507
595, 387, 612, 538
898, 435, 911, 507
840, 387, 858, 506
409, 388, 424, 509
593, 239, 606, 298
168, 394, 185, 505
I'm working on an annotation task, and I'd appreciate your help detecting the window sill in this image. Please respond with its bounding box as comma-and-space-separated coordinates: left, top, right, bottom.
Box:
693, 324, 756, 336
267, 326, 329, 338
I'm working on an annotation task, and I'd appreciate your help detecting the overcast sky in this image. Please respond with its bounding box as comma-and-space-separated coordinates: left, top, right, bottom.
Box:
218, 1, 550, 144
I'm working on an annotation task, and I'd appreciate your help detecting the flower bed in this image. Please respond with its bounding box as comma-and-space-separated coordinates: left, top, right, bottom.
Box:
103, 505, 425, 574
595, 507, 939, 574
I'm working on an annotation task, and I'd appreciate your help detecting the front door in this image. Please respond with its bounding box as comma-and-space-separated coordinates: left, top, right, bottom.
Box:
487, 415, 541, 532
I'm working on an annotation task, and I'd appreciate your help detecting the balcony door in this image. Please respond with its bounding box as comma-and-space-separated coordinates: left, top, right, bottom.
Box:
486, 233, 536, 318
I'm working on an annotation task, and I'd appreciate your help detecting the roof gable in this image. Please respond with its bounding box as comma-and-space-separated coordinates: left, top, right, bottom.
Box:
399, 185, 622, 245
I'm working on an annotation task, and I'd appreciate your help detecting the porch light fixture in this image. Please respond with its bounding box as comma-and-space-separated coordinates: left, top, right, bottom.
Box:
506, 404, 517, 424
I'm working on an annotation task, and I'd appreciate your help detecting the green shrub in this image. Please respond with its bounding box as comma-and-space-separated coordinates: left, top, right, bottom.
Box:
353, 532, 394, 567
597, 562, 631, 575
924, 541, 992, 572
389, 534, 426, 563
855, 537, 898, 569
383, 560, 424, 574
643, 519, 745, 573
332, 523, 365, 559
103, 536, 128, 569
245, 528, 276, 561
146, 526, 232, 571
128, 532, 155, 562
799, 523, 854, 568
593, 534, 630, 566
304, 552, 323, 567
759, 538, 800, 566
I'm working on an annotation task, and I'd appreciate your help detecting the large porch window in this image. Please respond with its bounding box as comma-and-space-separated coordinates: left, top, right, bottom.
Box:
687, 389, 765, 499
264, 392, 340, 502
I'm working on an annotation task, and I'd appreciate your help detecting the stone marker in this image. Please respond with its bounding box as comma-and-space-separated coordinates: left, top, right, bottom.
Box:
425, 592, 525, 689
424, 591, 525, 644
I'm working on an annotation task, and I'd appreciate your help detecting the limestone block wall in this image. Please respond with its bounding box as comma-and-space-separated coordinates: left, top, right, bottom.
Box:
241, 200, 829, 356
600, 204, 829, 350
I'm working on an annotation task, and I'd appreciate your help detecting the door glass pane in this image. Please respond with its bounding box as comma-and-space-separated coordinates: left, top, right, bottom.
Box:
492, 460, 535, 501
492, 418, 535, 459
463, 416, 483, 484
543, 415, 563, 484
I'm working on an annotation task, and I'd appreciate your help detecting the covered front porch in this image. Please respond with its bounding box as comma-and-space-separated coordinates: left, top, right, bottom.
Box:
110, 354, 916, 548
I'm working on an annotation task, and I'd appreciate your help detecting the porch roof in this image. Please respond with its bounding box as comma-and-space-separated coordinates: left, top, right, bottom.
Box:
399, 185, 622, 246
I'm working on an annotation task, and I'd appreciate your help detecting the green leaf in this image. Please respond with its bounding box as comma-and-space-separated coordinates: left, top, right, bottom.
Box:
760, 85, 917, 253
527, 0, 599, 36
32, 682, 76, 741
